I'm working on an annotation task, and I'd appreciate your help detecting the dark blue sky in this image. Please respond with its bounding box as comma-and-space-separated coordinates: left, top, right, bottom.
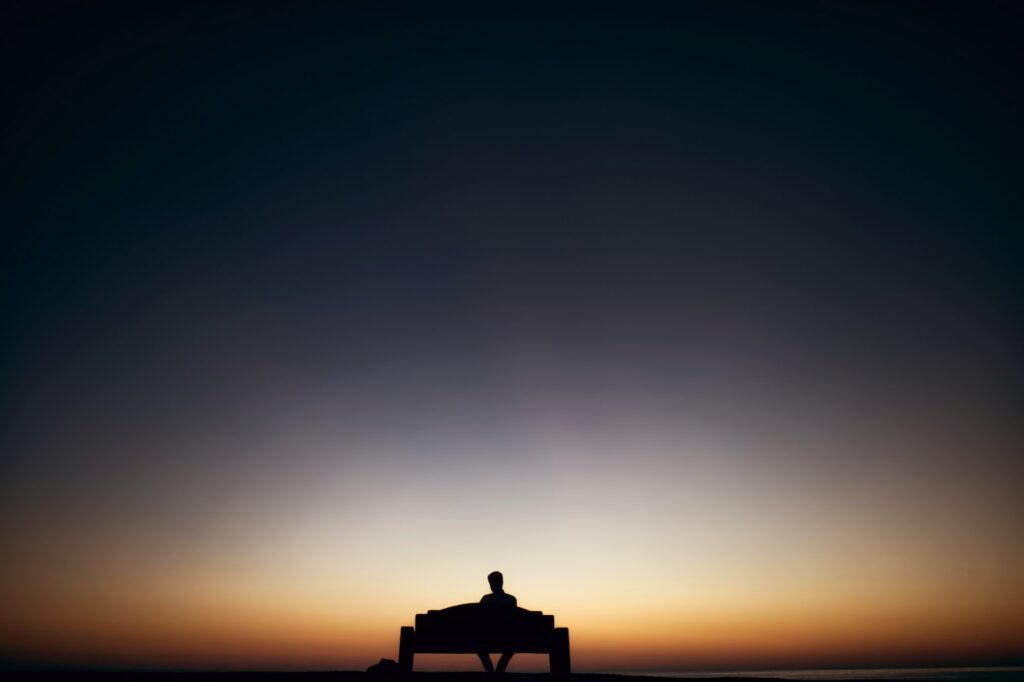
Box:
4, 1, 1020, 470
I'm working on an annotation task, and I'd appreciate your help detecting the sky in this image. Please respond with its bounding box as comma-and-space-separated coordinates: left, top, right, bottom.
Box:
2, 1, 1022, 672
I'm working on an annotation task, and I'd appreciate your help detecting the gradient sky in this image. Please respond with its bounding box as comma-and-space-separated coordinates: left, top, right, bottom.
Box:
2, 1, 1022, 672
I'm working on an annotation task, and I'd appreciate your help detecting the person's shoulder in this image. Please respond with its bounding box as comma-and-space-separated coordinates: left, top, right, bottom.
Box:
505, 593, 518, 606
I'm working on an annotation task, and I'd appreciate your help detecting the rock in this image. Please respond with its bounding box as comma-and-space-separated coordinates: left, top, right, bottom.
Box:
366, 658, 401, 674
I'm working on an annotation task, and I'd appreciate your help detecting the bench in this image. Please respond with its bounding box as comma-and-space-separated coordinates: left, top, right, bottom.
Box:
398, 603, 571, 674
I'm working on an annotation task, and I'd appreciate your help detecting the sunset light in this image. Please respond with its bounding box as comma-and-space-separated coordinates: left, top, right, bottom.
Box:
3, 2, 1021, 680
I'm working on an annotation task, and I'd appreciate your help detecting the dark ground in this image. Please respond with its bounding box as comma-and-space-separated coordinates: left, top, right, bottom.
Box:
3, 672, 1023, 682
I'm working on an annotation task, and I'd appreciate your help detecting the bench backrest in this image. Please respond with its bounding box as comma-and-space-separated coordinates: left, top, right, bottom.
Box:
415, 603, 555, 639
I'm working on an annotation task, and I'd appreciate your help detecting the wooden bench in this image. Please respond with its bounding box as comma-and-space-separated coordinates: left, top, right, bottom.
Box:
398, 603, 571, 674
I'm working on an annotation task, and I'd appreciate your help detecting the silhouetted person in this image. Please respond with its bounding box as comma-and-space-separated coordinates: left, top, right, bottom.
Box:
477, 571, 516, 673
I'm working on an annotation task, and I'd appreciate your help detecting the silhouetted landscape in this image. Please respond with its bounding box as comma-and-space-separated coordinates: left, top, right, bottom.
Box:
7, 671, 1024, 682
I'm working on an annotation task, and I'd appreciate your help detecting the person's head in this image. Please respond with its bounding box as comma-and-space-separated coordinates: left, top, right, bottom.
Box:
487, 571, 504, 592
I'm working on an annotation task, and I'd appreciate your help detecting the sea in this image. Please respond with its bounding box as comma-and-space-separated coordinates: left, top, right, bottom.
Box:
606, 668, 1024, 681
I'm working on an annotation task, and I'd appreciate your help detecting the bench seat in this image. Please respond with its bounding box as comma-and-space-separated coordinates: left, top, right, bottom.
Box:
398, 603, 571, 673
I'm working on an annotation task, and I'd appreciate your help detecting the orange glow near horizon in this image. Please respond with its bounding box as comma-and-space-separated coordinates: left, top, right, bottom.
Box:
3, 566, 1022, 671
3, 433, 1023, 670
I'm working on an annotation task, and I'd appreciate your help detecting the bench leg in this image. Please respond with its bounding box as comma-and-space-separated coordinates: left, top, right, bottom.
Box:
550, 627, 571, 674
399, 626, 415, 673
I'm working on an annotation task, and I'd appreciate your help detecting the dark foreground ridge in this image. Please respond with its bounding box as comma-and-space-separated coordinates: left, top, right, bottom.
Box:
4, 672, 1024, 682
